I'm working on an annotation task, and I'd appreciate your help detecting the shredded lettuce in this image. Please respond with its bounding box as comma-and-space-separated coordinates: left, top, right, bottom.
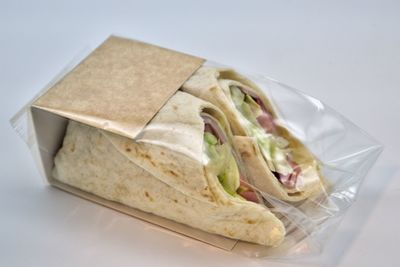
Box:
231, 86, 260, 126
245, 94, 263, 118
203, 132, 240, 196
231, 85, 245, 106
230, 86, 294, 176
204, 132, 218, 145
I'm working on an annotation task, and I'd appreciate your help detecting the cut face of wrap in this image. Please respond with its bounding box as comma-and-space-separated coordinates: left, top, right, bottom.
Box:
182, 67, 325, 201
52, 91, 285, 246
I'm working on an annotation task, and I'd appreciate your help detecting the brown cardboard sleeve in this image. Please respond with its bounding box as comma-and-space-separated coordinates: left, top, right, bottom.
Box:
30, 36, 250, 252
33, 36, 204, 140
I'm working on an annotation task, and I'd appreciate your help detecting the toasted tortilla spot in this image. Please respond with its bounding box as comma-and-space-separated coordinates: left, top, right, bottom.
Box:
288, 191, 302, 197
252, 144, 258, 154
114, 184, 129, 198
144, 191, 154, 202
168, 170, 178, 176
240, 151, 251, 158
226, 230, 235, 237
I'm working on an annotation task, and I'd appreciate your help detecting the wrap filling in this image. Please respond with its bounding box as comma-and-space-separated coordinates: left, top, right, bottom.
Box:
202, 113, 258, 202
230, 86, 302, 189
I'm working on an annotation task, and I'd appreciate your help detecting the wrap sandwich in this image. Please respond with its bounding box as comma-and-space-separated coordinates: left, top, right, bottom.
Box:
52, 91, 285, 246
182, 67, 324, 201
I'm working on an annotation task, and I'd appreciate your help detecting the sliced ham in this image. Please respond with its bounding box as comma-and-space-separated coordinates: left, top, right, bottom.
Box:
256, 112, 276, 133
237, 179, 259, 203
239, 86, 277, 133
239, 190, 259, 203
202, 113, 227, 144
236, 87, 302, 189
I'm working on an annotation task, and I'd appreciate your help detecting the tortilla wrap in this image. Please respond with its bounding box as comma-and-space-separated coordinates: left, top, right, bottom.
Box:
182, 67, 325, 201
53, 91, 285, 246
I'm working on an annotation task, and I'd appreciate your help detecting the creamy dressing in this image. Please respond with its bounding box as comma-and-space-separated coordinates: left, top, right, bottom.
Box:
229, 85, 306, 191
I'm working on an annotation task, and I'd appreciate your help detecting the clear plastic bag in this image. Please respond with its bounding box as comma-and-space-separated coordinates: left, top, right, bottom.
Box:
225, 69, 383, 257
10, 41, 382, 259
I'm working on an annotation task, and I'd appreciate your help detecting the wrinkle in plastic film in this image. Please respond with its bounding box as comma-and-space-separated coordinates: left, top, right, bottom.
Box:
233, 71, 382, 257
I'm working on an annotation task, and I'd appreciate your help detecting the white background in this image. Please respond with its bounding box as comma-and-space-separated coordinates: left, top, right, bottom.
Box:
1, 1, 399, 266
